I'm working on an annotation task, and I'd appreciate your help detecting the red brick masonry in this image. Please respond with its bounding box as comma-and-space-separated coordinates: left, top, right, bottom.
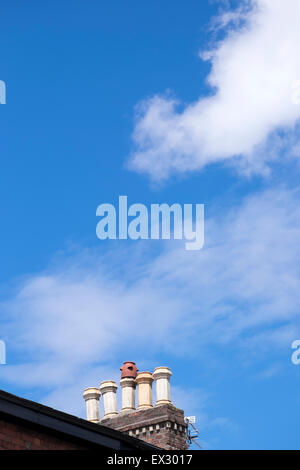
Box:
0, 389, 157, 451
0, 419, 87, 450
101, 404, 188, 450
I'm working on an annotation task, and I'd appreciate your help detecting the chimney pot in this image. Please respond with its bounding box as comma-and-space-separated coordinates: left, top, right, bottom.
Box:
136, 371, 154, 410
83, 387, 101, 423
99, 380, 118, 419
120, 361, 139, 379
120, 377, 136, 413
153, 366, 172, 406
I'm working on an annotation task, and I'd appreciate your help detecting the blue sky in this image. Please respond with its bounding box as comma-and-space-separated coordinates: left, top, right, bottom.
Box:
1, 0, 300, 450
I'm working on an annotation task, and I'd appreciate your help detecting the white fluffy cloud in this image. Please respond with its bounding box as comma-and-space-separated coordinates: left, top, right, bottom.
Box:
129, 0, 300, 180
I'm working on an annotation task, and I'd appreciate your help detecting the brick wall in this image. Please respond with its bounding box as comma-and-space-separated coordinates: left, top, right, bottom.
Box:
0, 418, 88, 450
101, 404, 188, 450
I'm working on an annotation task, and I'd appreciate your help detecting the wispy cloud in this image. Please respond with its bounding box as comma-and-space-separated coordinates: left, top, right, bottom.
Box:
1, 186, 300, 405
129, 0, 300, 181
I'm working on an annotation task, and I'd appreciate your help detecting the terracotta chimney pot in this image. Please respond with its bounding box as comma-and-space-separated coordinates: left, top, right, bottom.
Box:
120, 361, 138, 379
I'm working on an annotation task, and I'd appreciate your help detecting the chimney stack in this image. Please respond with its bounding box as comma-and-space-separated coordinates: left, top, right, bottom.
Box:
83, 362, 188, 450
99, 381, 118, 419
83, 387, 101, 423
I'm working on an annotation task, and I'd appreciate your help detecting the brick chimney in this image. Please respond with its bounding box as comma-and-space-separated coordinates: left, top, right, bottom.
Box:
83, 362, 188, 450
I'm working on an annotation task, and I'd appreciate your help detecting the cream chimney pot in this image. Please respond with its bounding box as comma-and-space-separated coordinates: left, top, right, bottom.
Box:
120, 377, 136, 413
153, 366, 172, 406
99, 381, 118, 419
136, 372, 153, 410
83, 387, 101, 423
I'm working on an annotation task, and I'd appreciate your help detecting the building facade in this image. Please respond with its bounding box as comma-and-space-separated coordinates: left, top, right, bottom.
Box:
0, 389, 157, 450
